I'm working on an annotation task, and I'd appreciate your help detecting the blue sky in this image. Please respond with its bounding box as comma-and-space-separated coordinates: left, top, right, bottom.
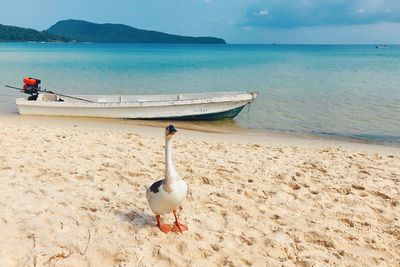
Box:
1, 0, 400, 44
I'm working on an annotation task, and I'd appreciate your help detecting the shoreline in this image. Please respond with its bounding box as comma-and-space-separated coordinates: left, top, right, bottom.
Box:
1, 91, 399, 148
0, 113, 399, 155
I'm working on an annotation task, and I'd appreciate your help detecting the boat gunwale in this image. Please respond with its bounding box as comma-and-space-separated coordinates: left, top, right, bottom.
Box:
15, 91, 258, 108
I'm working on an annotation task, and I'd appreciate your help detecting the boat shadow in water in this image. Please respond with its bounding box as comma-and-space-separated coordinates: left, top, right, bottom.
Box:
115, 210, 155, 228
123, 116, 245, 134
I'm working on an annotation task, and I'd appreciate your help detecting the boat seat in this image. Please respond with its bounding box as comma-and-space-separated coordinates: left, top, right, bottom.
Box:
37, 93, 57, 102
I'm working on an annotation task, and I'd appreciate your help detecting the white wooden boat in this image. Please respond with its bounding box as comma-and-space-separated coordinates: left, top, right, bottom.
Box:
15, 91, 257, 120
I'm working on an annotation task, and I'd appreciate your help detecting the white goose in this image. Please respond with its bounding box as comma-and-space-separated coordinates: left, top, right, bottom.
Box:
146, 125, 188, 234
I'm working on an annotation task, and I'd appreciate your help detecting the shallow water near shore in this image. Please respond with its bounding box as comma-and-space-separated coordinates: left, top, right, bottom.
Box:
0, 43, 399, 145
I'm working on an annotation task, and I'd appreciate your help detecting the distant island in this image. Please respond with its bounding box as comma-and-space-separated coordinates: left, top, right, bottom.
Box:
46, 20, 226, 44
0, 24, 69, 42
0, 20, 226, 44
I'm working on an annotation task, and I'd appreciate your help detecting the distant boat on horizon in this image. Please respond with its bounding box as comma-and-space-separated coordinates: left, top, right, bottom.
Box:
375, 45, 389, 49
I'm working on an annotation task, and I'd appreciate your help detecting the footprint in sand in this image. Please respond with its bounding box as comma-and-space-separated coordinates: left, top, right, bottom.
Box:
289, 181, 301, 190
339, 218, 355, 227
305, 231, 335, 248
193, 232, 203, 241
176, 241, 188, 254
352, 184, 365, 190
336, 187, 352, 195
373, 191, 391, 200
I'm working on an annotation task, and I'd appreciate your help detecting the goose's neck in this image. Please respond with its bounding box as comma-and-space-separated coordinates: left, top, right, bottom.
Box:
165, 138, 178, 180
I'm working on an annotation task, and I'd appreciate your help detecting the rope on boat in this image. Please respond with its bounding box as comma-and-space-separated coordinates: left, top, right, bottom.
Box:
246, 91, 258, 122
246, 101, 252, 122
247, 91, 258, 110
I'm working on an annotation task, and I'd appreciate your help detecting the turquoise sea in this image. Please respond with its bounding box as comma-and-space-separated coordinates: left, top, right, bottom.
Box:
0, 43, 399, 144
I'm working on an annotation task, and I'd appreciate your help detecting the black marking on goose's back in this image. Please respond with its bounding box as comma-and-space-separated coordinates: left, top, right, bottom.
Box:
149, 179, 164, 193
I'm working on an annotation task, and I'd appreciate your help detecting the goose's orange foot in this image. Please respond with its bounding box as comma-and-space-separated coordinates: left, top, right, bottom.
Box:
172, 222, 188, 233
158, 224, 171, 234
156, 214, 171, 234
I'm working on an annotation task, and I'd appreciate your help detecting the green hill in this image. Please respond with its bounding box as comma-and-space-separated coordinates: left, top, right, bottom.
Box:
47, 19, 226, 44
0, 24, 69, 42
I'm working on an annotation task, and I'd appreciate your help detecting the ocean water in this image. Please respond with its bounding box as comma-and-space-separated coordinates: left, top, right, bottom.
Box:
0, 43, 399, 144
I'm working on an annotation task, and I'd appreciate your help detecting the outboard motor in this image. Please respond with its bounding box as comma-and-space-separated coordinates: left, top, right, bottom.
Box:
22, 77, 41, 100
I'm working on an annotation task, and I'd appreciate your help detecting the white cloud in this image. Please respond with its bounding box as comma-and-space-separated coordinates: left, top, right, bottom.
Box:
245, 0, 400, 28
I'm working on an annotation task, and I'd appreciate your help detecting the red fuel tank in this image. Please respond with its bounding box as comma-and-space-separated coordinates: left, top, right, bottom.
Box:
23, 77, 40, 86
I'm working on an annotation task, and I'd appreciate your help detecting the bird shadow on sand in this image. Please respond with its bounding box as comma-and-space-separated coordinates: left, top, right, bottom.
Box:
115, 210, 155, 228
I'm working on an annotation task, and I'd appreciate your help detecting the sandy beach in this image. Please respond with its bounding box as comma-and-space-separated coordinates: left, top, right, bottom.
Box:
0, 115, 399, 266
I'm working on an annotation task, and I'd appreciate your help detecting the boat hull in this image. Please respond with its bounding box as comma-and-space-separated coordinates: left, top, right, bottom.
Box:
15, 92, 256, 120
149, 106, 245, 120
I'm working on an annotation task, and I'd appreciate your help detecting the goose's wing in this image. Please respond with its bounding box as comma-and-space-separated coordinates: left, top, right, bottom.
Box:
148, 179, 164, 193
